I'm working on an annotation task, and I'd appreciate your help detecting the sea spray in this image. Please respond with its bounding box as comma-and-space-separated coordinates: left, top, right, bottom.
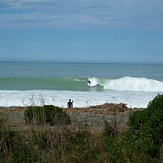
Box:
88, 76, 163, 92
0, 90, 159, 108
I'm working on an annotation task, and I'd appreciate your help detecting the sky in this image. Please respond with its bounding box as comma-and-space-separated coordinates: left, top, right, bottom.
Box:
0, 0, 163, 64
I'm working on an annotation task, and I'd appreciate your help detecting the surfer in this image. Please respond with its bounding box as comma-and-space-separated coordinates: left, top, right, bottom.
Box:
67, 99, 73, 108
87, 80, 91, 85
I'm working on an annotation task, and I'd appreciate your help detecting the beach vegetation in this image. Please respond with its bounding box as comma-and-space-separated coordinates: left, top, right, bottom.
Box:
103, 110, 122, 138
24, 105, 71, 125
128, 94, 163, 158
0, 95, 163, 162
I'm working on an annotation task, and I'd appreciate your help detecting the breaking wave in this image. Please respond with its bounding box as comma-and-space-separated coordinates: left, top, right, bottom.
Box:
88, 76, 163, 92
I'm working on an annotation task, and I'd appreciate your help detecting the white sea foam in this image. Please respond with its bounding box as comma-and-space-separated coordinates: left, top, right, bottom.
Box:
88, 77, 101, 86
0, 90, 160, 108
88, 76, 163, 92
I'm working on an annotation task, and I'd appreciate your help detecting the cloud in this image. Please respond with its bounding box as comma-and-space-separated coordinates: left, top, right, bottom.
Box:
0, 0, 163, 29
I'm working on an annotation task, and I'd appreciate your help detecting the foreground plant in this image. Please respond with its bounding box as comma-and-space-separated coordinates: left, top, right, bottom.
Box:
1, 95, 162, 162
24, 105, 71, 125
128, 94, 163, 158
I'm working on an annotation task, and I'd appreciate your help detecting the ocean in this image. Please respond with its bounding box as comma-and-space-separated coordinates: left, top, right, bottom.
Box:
0, 62, 163, 108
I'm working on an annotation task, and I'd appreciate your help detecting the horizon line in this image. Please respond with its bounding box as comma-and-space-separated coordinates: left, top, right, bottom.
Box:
0, 60, 162, 65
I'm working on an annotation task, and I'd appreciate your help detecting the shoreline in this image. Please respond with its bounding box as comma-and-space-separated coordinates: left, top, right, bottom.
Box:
0, 89, 155, 109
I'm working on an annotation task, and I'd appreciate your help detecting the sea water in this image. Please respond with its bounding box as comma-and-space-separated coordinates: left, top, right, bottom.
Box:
0, 62, 163, 108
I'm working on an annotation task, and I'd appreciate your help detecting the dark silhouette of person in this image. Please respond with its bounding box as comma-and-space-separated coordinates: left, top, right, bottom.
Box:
87, 80, 91, 85
67, 99, 73, 108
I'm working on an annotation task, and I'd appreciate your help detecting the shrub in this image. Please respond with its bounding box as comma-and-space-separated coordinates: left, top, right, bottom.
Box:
0, 117, 19, 162
9, 131, 40, 163
24, 105, 71, 125
44, 105, 71, 125
0, 117, 7, 130
0, 117, 16, 153
128, 94, 163, 158
24, 106, 46, 125
64, 129, 102, 162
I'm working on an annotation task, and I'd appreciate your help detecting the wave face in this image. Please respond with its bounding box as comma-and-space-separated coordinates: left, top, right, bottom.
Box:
0, 77, 89, 91
88, 76, 163, 92
1, 76, 163, 92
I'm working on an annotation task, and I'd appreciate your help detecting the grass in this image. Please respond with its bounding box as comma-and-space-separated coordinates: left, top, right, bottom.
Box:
0, 102, 162, 163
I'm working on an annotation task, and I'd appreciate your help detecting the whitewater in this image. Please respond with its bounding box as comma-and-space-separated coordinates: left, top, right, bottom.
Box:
0, 62, 163, 108
88, 76, 163, 92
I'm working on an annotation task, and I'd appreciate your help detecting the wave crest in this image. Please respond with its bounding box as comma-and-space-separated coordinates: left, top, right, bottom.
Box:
88, 76, 163, 92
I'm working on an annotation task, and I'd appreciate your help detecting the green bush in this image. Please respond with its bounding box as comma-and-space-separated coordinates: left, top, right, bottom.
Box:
44, 105, 71, 125
0, 117, 18, 162
64, 129, 102, 162
128, 94, 163, 158
24, 106, 45, 125
10, 131, 40, 163
24, 105, 71, 125
0, 117, 15, 152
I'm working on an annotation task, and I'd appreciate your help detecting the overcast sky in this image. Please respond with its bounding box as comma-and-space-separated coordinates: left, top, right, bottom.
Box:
0, 0, 163, 63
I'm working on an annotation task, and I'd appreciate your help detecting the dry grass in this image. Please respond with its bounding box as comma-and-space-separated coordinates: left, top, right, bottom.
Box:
0, 103, 162, 163
0, 103, 136, 133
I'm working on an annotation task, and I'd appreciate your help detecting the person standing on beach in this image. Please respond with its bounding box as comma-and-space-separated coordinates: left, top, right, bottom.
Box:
67, 99, 73, 108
